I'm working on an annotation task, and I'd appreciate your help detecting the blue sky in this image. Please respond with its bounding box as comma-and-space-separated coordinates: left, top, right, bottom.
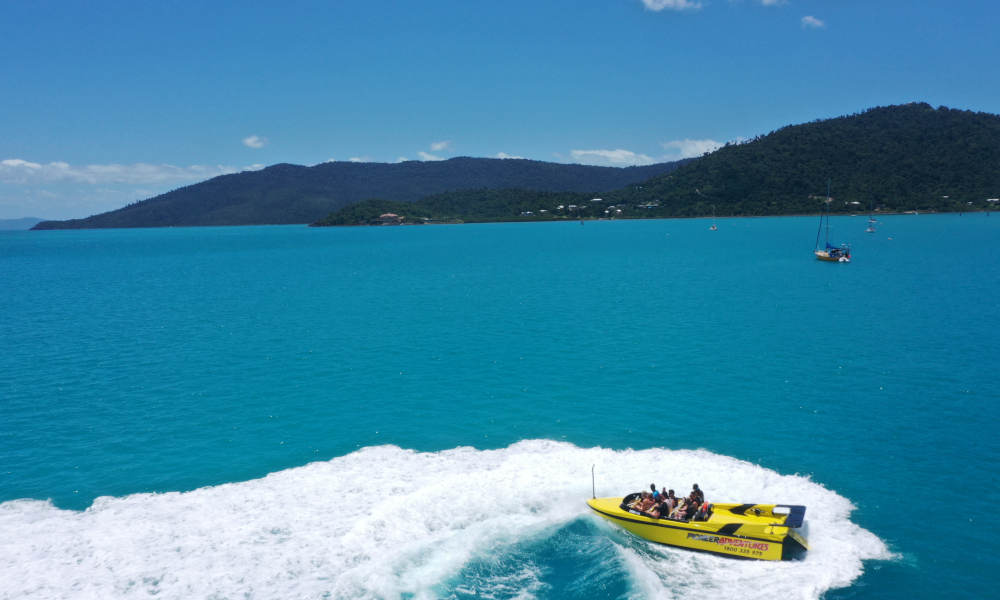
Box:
2, 0, 998, 219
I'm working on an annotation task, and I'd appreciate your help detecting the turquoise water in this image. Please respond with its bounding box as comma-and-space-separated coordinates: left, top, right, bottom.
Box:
1, 215, 997, 598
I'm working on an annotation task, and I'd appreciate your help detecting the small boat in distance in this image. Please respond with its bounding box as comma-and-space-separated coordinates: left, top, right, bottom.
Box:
587, 494, 809, 560
865, 201, 877, 233
814, 182, 851, 262
695, 190, 718, 231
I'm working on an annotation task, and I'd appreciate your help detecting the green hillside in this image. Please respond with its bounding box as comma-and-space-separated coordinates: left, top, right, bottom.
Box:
31, 158, 683, 230
314, 103, 1000, 226
614, 102, 1000, 217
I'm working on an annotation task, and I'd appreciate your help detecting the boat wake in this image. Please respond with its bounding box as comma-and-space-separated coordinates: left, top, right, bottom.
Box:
0, 440, 891, 599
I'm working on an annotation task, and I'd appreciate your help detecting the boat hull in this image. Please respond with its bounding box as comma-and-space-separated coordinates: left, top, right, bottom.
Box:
587, 497, 808, 561
814, 250, 850, 262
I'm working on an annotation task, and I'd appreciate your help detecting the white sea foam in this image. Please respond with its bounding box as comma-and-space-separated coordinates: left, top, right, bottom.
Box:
0, 440, 890, 599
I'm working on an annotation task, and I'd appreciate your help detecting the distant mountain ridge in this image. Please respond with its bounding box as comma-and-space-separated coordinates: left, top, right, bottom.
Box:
32, 158, 685, 230
315, 103, 1000, 225
33, 103, 1000, 230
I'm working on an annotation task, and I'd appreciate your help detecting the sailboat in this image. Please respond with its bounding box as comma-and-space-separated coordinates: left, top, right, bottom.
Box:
814, 183, 851, 262
695, 189, 718, 231
865, 201, 877, 233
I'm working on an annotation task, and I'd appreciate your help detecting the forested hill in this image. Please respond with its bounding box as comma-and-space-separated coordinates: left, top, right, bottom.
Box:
314, 103, 1000, 226
610, 103, 1000, 216
31, 157, 684, 229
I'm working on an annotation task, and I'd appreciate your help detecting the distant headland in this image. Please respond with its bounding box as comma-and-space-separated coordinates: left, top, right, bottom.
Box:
34, 103, 1000, 230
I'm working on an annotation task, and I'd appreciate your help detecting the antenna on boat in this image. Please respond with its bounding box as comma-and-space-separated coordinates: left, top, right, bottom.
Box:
591, 464, 596, 499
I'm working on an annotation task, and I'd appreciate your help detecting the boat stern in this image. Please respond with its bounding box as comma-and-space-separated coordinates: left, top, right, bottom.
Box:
781, 528, 810, 559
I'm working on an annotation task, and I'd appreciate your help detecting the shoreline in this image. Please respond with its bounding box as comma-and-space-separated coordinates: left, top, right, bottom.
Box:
22, 209, 991, 231
311, 208, 988, 228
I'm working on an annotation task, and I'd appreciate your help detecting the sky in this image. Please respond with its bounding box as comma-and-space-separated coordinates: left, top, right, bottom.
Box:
2, 0, 999, 220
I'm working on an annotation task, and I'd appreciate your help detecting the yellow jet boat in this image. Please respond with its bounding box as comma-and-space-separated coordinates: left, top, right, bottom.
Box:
587, 493, 809, 561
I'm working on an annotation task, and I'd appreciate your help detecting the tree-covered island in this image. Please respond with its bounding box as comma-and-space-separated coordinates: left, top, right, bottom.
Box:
313, 103, 1000, 227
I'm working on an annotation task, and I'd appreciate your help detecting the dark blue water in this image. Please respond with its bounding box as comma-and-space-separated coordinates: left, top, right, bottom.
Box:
1, 215, 996, 598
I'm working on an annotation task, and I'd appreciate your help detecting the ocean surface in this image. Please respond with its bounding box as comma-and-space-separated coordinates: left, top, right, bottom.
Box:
1, 214, 997, 599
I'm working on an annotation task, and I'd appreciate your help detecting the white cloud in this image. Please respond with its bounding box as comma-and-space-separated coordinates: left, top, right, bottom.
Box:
570, 149, 656, 166
418, 151, 444, 161
0, 161, 273, 219
0, 159, 259, 185
348, 156, 372, 163
727, 0, 786, 6
801, 15, 825, 28
642, 0, 702, 11
396, 156, 410, 163
242, 135, 267, 149
1, 158, 43, 170
496, 152, 525, 160
661, 138, 722, 159
430, 140, 451, 151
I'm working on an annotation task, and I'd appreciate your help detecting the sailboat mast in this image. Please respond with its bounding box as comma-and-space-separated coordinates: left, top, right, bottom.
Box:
825, 180, 831, 245
814, 181, 831, 250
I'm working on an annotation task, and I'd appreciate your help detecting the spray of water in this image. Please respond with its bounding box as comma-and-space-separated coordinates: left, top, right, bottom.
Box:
0, 440, 891, 599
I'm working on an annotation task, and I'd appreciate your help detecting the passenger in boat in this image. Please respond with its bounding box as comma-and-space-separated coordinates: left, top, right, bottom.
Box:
661, 489, 676, 516
655, 495, 672, 520
691, 484, 704, 505
689, 492, 701, 514
693, 501, 712, 521
637, 492, 657, 513
628, 491, 652, 512
650, 483, 660, 500
674, 493, 698, 520
668, 498, 686, 519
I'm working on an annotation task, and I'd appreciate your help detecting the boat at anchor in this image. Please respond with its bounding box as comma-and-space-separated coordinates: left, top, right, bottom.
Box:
814, 182, 851, 262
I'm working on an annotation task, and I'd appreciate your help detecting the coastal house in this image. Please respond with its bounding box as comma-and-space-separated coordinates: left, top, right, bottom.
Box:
378, 213, 403, 225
